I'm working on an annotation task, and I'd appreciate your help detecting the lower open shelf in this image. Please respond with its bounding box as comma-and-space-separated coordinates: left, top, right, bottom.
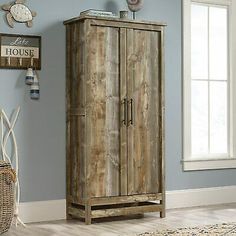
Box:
67, 196, 165, 224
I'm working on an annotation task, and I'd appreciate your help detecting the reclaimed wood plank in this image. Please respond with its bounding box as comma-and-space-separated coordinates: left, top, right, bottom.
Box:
66, 21, 87, 214
70, 22, 86, 202
147, 31, 161, 194
127, 29, 161, 195
84, 19, 91, 206
91, 204, 162, 218
85, 204, 92, 225
127, 28, 135, 196
133, 29, 147, 195
66, 24, 72, 219
91, 193, 162, 206
90, 20, 164, 32
83, 20, 91, 225
160, 29, 166, 218
105, 27, 120, 197
120, 28, 128, 196
71, 23, 79, 202
70, 23, 85, 115
68, 207, 85, 219
63, 15, 167, 27
77, 22, 86, 201
86, 25, 120, 198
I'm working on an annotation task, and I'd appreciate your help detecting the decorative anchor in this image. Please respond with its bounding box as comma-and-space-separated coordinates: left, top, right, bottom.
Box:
0, 108, 26, 227
126, 0, 144, 20
1, 0, 36, 28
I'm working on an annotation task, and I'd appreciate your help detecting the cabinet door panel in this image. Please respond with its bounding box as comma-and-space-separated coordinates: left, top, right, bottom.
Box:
127, 29, 161, 195
86, 25, 121, 198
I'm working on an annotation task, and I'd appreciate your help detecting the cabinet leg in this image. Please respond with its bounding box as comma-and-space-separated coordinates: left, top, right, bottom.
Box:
160, 205, 166, 218
160, 200, 166, 218
85, 205, 92, 225
160, 210, 166, 218
66, 202, 73, 220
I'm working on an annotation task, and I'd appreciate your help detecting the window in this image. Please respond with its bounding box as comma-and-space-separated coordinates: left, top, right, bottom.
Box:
183, 0, 236, 170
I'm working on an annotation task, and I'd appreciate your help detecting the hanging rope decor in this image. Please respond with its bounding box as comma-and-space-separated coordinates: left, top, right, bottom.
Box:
0, 107, 26, 227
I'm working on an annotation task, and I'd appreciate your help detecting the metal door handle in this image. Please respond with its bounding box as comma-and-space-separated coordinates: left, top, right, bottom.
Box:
129, 99, 134, 125
121, 98, 127, 126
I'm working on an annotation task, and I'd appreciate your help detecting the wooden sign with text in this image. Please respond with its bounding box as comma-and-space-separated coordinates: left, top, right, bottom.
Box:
0, 34, 41, 70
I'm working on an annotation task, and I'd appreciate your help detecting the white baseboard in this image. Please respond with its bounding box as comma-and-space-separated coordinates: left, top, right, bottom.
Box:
19, 186, 236, 223
166, 185, 236, 209
19, 199, 66, 223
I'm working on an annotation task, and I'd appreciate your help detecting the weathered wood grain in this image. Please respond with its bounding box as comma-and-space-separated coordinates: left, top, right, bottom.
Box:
120, 28, 128, 196
91, 204, 162, 218
66, 21, 86, 210
85, 204, 92, 225
86, 25, 120, 198
127, 29, 161, 195
148, 31, 161, 194
66, 24, 72, 219
71, 23, 79, 202
63, 15, 167, 27
68, 207, 85, 219
84, 19, 91, 209
90, 19, 164, 32
126, 28, 134, 196
90, 193, 162, 206
160, 29, 166, 218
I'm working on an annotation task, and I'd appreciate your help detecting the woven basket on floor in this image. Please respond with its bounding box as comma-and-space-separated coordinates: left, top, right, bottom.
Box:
0, 161, 16, 235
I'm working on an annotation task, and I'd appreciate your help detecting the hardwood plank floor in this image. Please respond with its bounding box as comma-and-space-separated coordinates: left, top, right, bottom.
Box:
5, 203, 236, 236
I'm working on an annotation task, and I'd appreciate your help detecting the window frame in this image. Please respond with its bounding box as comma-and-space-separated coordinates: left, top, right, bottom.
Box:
182, 0, 236, 171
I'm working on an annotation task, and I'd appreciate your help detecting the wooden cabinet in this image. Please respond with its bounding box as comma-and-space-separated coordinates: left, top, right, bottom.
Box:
64, 16, 166, 224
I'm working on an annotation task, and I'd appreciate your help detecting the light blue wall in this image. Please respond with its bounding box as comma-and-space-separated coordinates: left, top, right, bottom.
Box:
0, 0, 236, 203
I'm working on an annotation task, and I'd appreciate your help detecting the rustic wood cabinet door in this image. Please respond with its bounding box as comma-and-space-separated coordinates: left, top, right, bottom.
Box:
65, 16, 166, 223
86, 25, 124, 198
127, 29, 162, 195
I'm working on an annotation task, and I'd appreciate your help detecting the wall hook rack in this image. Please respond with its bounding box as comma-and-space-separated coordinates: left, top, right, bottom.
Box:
18, 57, 22, 66
0, 33, 41, 70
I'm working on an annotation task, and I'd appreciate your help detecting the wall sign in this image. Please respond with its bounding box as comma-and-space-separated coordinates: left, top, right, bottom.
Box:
0, 34, 41, 70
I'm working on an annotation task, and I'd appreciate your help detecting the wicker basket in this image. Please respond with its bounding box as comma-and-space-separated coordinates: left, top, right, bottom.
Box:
0, 161, 15, 235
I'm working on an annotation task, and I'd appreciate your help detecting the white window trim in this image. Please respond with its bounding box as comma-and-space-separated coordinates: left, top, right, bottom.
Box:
182, 0, 236, 171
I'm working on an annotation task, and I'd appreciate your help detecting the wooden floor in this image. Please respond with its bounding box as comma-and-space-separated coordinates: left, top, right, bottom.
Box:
5, 203, 236, 236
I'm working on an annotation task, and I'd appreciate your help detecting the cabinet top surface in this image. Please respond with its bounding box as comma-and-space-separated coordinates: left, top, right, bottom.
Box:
63, 15, 167, 27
